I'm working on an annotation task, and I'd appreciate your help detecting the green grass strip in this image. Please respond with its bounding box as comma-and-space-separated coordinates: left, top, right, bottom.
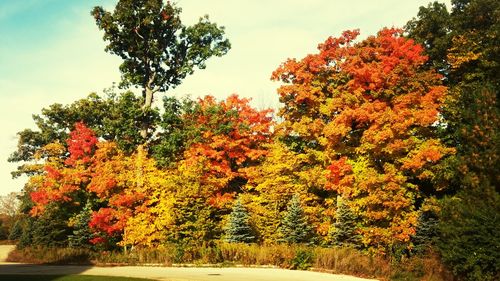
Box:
0, 275, 156, 281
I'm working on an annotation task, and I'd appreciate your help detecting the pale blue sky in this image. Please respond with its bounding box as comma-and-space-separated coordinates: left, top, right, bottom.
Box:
0, 0, 450, 195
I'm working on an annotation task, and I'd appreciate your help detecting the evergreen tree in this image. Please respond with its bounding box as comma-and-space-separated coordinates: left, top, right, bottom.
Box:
8, 219, 23, 240
411, 210, 439, 254
329, 197, 360, 247
68, 201, 95, 248
224, 198, 254, 243
279, 195, 311, 244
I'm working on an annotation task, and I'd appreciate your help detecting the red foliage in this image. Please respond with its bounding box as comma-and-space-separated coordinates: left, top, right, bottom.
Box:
65, 122, 98, 166
183, 94, 274, 205
89, 207, 129, 236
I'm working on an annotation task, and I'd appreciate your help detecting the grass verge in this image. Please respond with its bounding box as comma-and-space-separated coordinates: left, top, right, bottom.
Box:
0, 275, 155, 281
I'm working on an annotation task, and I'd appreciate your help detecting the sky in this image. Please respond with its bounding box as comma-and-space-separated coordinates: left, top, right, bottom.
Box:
0, 0, 451, 196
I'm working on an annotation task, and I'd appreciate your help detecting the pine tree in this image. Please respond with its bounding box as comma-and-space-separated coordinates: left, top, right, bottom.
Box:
224, 198, 254, 243
329, 197, 360, 247
68, 200, 95, 248
411, 210, 438, 254
279, 194, 311, 244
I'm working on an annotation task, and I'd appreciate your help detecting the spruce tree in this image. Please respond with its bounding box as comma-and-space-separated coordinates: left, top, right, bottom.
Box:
329, 197, 360, 247
224, 198, 254, 243
68, 201, 95, 248
279, 194, 311, 244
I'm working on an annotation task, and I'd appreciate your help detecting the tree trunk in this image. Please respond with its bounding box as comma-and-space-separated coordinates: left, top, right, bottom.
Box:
140, 86, 154, 139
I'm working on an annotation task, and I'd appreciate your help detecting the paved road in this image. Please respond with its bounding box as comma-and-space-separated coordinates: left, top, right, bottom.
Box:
0, 245, 15, 262
0, 245, 377, 281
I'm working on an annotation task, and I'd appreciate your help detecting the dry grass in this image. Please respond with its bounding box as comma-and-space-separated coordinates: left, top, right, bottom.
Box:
7, 244, 454, 280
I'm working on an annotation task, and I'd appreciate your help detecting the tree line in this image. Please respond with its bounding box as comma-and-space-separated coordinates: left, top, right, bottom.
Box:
5, 0, 498, 280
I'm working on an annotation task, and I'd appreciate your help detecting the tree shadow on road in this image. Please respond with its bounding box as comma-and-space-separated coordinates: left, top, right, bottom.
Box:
0, 263, 92, 280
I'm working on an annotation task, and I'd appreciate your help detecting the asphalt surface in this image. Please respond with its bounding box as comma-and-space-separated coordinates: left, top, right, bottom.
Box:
0, 245, 377, 281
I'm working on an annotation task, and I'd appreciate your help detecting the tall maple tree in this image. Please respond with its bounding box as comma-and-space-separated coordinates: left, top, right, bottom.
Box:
182, 94, 274, 207
272, 28, 453, 251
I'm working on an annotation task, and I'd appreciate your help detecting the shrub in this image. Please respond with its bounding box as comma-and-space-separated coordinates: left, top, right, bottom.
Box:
436, 188, 500, 280
290, 248, 314, 270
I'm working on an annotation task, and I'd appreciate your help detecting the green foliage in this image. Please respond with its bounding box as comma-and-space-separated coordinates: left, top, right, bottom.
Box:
329, 197, 360, 248
405, 1, 451, 75
17, 217, 34, 249
165, 195, 219, 247
68, 201, 95, 248
29, 207, 71, 248
279, 195, 312, 244
411, 210, 439, 255
92, 0, 230, 93
8, 219, 23, 240
0, 219, 8, 240
224, 198, 255, 243
290, 248, 314, 270
406, 0, 499, 192
407, 3, 499, 278
436, 188, 500, 280
150, 96, 198, 167
8, 92, 153, 177
92, 0, 230, 137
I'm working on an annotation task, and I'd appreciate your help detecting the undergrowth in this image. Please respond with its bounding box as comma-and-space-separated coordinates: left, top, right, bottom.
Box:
7, 243, 453, 280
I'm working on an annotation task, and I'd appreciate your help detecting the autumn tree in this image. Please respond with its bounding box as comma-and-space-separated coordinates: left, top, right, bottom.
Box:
244, 142, 330, 243
23, 123, 99, 247
272, 28, 453, 251
92, 0, 231, 138
181, 94, 273, 207
8, 91, 153, 178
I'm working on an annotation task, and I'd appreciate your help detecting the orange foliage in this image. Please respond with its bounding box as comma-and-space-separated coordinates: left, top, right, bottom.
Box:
182, 94, 274, 206
273, 28, 454, 250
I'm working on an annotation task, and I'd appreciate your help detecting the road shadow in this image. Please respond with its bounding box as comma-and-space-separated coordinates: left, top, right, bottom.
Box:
0, 263, 93, 280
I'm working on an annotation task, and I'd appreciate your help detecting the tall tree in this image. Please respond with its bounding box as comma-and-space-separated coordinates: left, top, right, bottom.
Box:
272, 28, 453, 251
406, 1, 499, 278
92, 0, 231, 138
406, 0, 499, 191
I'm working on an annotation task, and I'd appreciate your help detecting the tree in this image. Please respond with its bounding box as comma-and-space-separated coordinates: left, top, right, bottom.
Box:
0, 192, 20, 218
329, 197, 360, 248
244, 142, 330, 244
279, 195, 312, 244
224, 198, 254, 243
68, 200, 95, 248
272, 28, 453, 251
151, 96, 198, 167
406, 2, 499, 277
406, 0, 499, 191
437, 188, 500, 280
181, 94, 273, 206
92, 0, 231, 138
